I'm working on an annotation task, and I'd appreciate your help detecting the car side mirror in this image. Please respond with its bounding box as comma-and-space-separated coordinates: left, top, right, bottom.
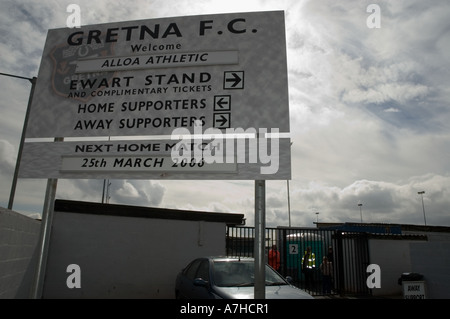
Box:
194, 278, 209, 287
286, 276, 293, 284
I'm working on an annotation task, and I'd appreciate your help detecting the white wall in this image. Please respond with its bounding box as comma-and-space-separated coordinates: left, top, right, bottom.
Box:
43, 211, 227, 298
410, 241, 450, 299
0, 207, 41, 299
368, 239, 417, 297
369, 236, 450, 298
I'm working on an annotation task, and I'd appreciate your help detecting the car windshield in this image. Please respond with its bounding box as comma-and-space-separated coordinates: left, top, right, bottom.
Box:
212, 260, 288, 287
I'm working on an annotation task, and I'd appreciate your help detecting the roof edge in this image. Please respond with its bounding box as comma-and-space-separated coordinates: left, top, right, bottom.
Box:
54, 199, 245, 225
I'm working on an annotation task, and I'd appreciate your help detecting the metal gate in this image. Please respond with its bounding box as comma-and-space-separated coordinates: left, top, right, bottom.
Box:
226, 226, 371, 297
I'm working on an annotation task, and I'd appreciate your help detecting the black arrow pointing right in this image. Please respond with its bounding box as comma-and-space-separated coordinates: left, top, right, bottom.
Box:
225, 72, 242, 88
216, 114, 228, 126
213, 113, 230, 129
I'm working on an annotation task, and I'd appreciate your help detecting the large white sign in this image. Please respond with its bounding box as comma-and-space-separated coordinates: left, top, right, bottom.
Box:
19, 137, 291, 180
26, 11, 289, 138
21, 11, 291, 180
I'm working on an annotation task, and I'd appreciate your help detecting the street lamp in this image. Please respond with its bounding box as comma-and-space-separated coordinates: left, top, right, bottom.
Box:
315, 212, 319, 224
0, 72, 37, 210
287, 179, 291, 227
418, 191, 427, 226
287, 141, 293, 227
358, 203, 363, 223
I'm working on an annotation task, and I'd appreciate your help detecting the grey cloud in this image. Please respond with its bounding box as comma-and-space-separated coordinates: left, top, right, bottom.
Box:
0, 140, 16, 174
56, 179, 166, 208
1, 0, 450, 228
282, 174, 450, 227
111, 180, 166, 207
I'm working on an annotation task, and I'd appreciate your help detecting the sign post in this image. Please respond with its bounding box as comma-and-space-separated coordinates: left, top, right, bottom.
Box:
31, 177, 58, 299
19, 11, 290, 299
254, 179, 266, 299
31, 137, 62, 299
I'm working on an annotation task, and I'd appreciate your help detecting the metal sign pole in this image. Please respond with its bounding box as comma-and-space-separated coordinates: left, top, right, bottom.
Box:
31, 178, 58, 299
31, 138, 62, 299
254, 179, 266, 299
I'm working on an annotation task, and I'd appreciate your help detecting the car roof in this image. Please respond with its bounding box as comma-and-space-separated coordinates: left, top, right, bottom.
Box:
206, 256, 255, 262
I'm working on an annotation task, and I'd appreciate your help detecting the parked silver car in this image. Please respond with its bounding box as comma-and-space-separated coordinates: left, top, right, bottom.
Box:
175, 256, 313, 299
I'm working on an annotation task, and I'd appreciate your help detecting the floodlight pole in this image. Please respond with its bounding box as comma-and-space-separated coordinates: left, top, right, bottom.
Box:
286, 141, 293, 227
418, 191, 427, 226
287, 180, 291, 227
0, 72, 37, 210
1, 72, 59, 298
358, 203, 363, 223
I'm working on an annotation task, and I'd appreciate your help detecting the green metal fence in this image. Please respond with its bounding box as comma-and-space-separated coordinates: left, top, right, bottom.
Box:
226, 226, 371, 296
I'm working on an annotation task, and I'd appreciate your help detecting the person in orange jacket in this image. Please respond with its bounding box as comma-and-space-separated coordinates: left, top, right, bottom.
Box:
268, 244, 281, 271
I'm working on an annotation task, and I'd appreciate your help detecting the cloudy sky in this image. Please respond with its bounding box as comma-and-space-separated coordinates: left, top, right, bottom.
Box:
1, 0, 449, 227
